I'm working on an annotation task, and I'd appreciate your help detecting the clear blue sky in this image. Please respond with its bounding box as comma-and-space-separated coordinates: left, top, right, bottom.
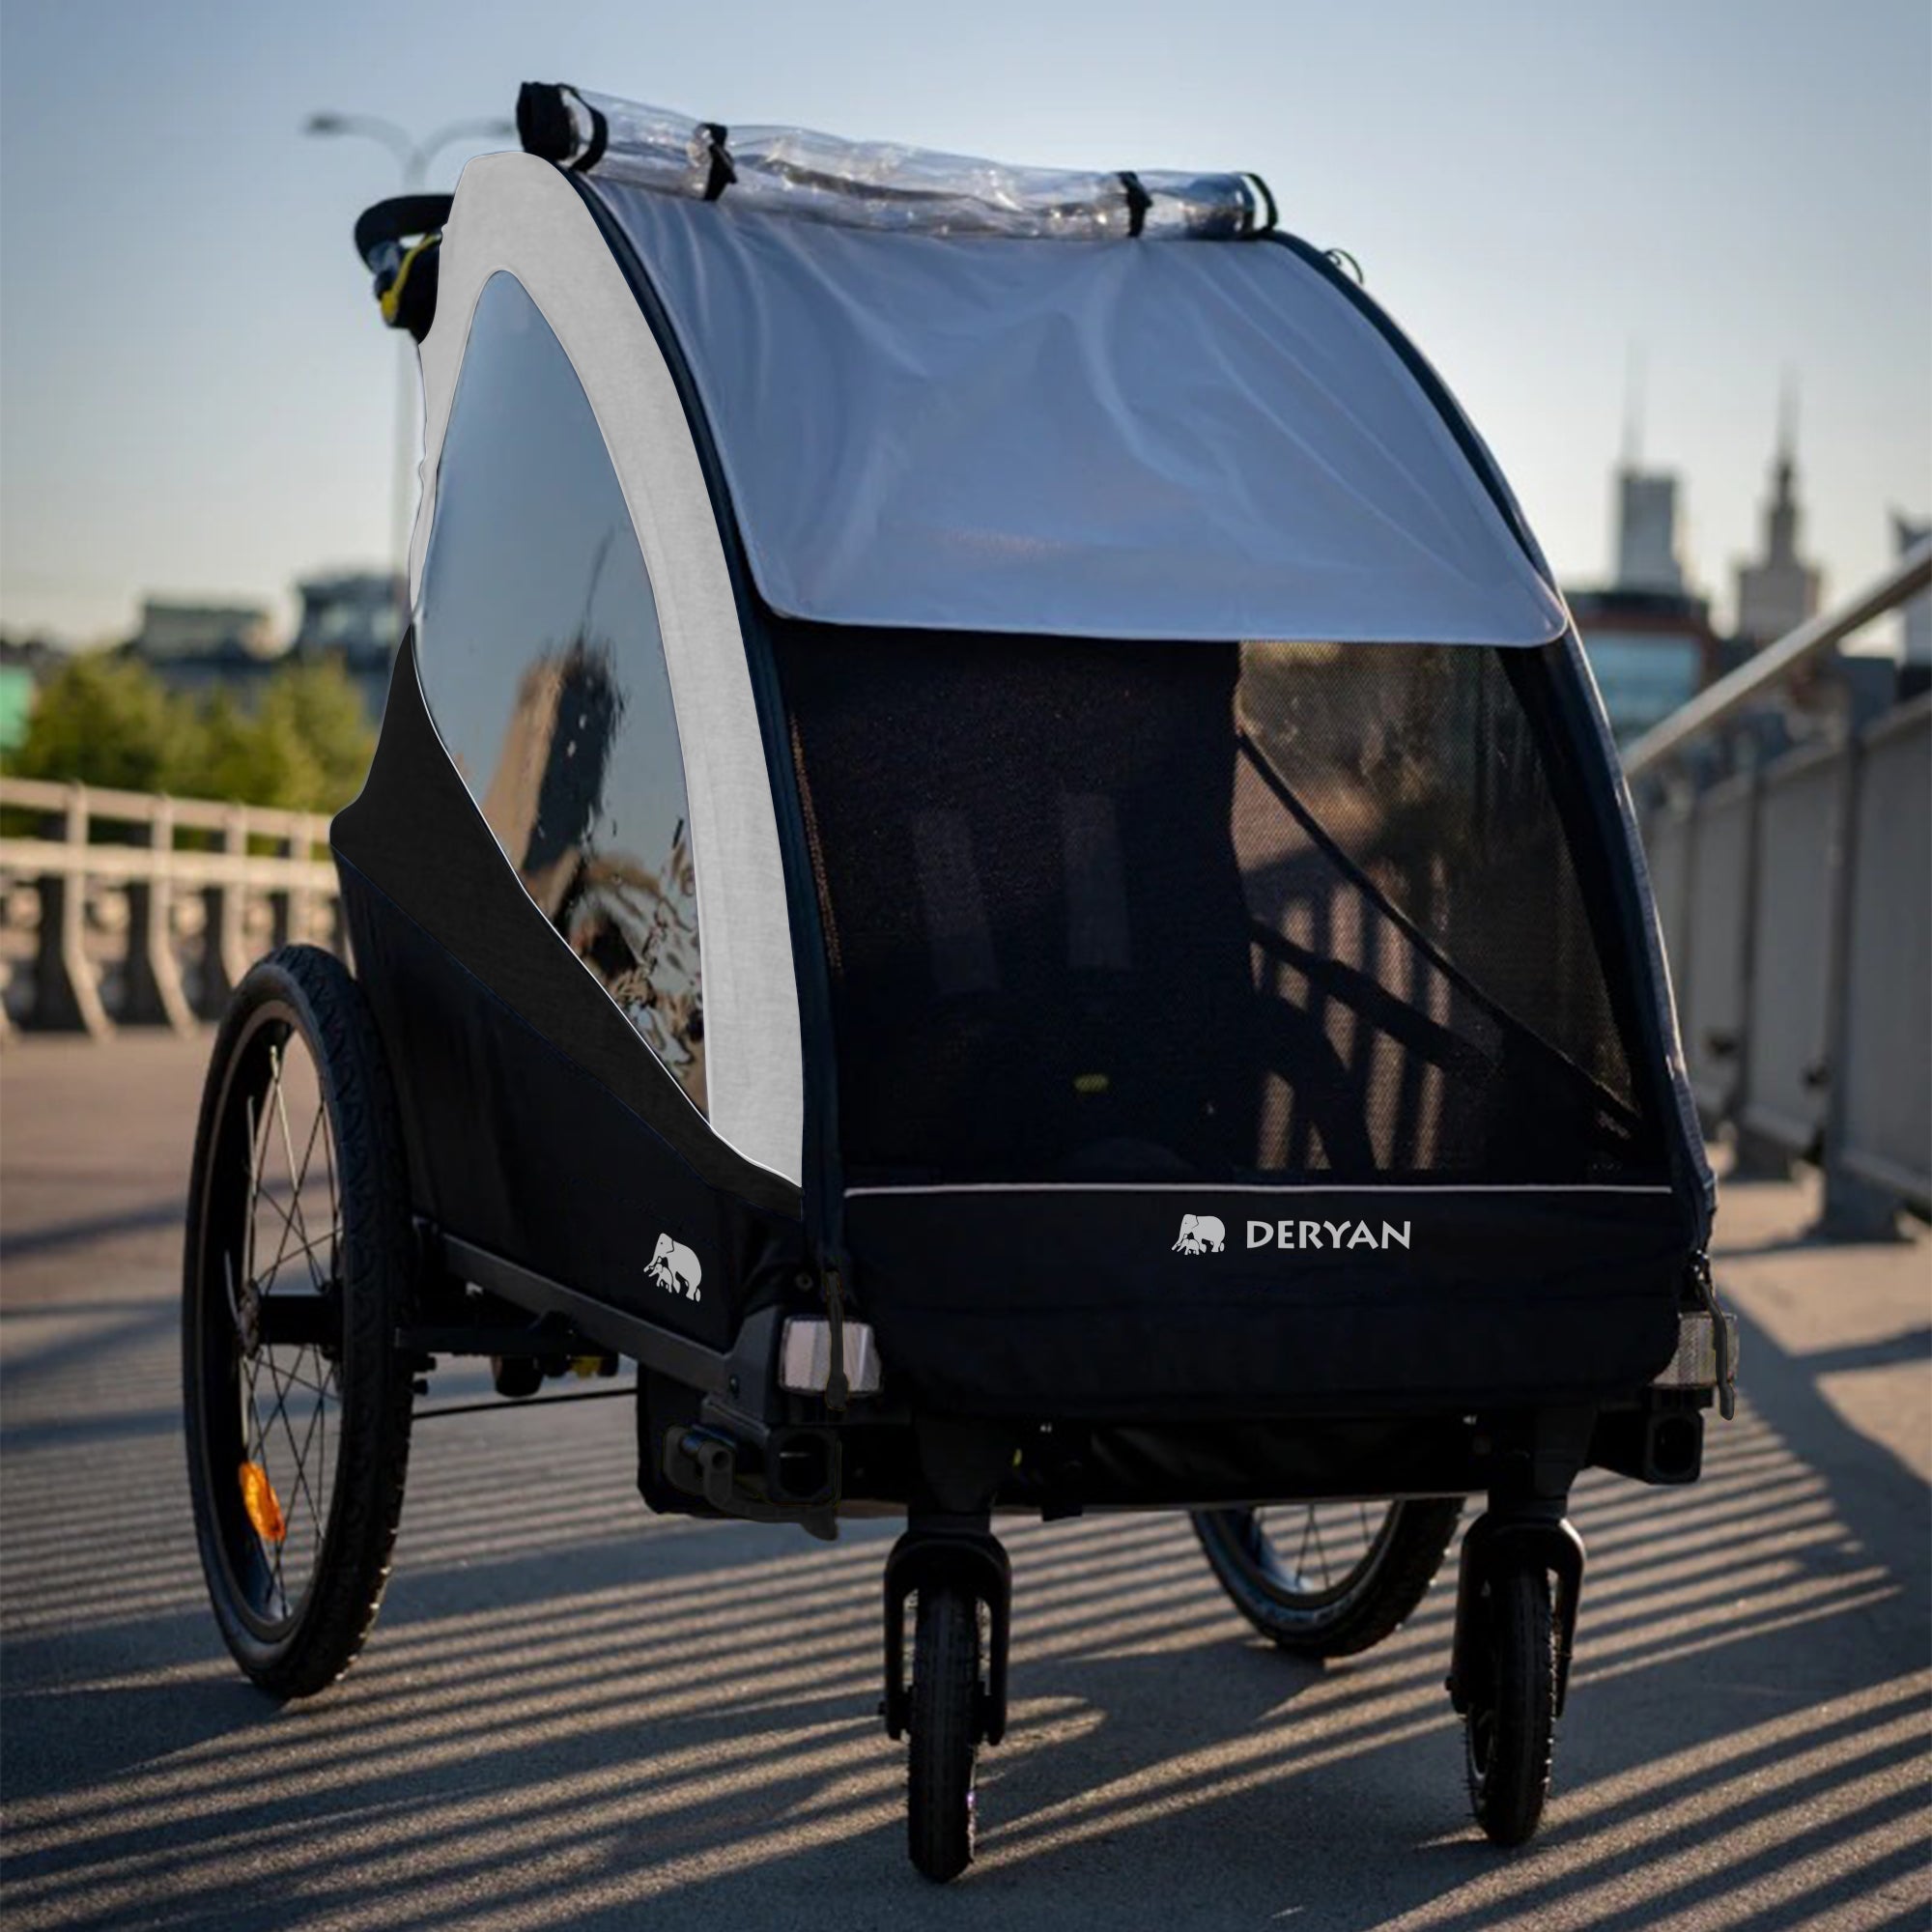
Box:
2, 0, 1926, 645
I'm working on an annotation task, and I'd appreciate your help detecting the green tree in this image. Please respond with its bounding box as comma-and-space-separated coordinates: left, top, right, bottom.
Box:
185, 687, 326, 811
6, 648, 377, 816
5, 651, 188, 791
253, 656, 375, 810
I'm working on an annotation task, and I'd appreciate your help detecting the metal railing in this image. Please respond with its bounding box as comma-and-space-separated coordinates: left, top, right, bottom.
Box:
0, 778, 340, 1038
1625, 541, 1931, 1234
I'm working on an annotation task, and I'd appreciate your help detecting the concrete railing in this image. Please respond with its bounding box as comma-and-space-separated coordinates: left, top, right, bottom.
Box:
1629, 547, 1931, 1235
0, 778, 340, 1039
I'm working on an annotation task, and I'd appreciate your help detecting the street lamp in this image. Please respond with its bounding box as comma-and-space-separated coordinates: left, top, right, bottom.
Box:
304, 112, 515, 591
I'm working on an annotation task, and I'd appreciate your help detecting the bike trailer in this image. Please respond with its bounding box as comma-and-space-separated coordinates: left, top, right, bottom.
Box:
183, 84, 1734, 1880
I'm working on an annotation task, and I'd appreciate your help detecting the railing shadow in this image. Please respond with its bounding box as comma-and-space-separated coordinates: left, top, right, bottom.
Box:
3, 1269, 1926, 1932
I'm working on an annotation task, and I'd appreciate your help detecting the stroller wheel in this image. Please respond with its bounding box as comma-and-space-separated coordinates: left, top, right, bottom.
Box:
1191, 1498, 1461, 1658
1463, 1553, 1556, 1846
182, 945, 416, 1698
906, 1582, 980, 1882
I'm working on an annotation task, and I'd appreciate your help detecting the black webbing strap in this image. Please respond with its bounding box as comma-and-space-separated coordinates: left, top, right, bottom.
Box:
570, 90, 610, 174
353, 194, 455, 273
1242, 173, 1279, 236
698, 123, 736, 200
515, 81, 607, 172
1118, 170, 1151, 238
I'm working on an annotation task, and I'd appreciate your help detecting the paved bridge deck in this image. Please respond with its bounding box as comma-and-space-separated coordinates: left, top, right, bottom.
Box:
1, 1033, 1926, 1930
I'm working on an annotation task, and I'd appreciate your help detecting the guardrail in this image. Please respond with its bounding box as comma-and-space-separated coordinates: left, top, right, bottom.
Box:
1626, 541, 1931, 1235
0, 778, 340, 1039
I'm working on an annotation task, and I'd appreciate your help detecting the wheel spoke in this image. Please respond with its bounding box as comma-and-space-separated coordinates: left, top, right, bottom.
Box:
272, 1072, 328, 1294
225, 1031, 348, 1628
1308, 1506, 1331, 1588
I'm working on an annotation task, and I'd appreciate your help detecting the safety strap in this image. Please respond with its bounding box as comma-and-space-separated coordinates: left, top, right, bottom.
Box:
354, 195, 453, 342
354, 194, 454, 274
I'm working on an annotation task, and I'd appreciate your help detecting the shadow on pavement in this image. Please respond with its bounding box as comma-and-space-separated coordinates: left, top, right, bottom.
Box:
4, 1275, 1928, 1931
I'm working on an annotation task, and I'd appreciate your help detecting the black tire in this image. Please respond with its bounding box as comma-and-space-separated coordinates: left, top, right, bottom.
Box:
183, 944, 416, 1698
1192, 1498, 1462, 1659
906, 1584, 980, 1883
1463, 1555, 1556, 1846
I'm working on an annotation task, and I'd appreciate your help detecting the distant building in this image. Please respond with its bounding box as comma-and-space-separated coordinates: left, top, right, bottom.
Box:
128, 598, 282, 705
293, 572, 403, 661
1733, 401, 1822, 649
131, 599, 275, 662
293, 571, 404, 719
1571, 586, 1721, 745
1572, 441, 1716, 744
123, 575, 402, 722
1614, 469, 1687, 595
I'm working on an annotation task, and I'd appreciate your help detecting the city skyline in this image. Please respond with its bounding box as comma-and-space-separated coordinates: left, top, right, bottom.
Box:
2, 0, 1928, 645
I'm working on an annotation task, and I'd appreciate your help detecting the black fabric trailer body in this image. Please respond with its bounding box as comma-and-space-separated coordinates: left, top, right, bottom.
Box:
773, 622, 1693, 1414
333, 637, 805, 1353
843, 1187, 1689, 1418
355, 149, 1711, 1422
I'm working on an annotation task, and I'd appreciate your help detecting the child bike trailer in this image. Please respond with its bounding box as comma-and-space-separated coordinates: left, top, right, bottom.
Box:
182, 83, 1733, 1884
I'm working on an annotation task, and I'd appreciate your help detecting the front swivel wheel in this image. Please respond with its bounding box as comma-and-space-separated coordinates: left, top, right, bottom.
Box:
1463, 1552, 1556, 1846
906, 1582, 982, 1882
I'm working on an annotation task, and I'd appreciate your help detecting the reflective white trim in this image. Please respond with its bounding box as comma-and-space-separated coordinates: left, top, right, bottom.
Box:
844, 1181, 1677, 1198
413, 154, 803, 1185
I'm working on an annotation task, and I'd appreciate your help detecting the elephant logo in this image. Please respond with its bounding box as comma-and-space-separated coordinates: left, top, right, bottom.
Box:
646, 1233, 703, 1300
1173, 1213, 1226, 1255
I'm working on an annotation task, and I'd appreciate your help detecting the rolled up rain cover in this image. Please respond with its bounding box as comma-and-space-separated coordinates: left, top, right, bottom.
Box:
517, 81, 1271, 239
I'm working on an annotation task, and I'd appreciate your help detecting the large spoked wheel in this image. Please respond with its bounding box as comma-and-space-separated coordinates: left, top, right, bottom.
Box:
1192, 1497, 1462, 1659
183, 944, 416, 1698
906, 1582, 981, 1883
1463, 1553, 1556, 1846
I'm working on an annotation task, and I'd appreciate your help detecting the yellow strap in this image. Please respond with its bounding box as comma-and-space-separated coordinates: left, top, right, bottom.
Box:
379, 235, 439, 327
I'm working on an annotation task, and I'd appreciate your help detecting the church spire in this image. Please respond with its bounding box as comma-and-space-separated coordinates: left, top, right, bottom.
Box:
1767, 372, 1801, 565
1735, 371, 1821, 645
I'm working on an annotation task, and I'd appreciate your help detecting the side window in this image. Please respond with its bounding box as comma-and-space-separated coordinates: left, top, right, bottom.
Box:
415, 272, 705, 1110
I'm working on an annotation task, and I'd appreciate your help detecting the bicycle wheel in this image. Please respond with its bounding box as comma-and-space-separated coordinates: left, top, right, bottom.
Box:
182, 944, 416, 1698
1192, 1497, 1462, 1658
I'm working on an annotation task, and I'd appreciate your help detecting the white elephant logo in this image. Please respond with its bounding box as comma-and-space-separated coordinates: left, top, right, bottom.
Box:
646, 1233, 703, 1300
1173, 1213, 1226, 1255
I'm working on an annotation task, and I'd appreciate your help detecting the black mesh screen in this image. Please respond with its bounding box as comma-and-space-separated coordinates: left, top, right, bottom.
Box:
778, 629, 1662, 1185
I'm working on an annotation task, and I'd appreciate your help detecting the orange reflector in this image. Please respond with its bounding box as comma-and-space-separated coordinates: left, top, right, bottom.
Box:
239, 1462, 287, 1544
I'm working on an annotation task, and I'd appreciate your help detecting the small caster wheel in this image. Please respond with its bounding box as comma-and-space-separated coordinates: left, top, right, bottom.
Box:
1463, 1551, 1556, 1846
906, 1581, 980, 1882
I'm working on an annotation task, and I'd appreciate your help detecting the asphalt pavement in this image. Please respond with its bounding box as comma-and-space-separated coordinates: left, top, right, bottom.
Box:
2, 1033, 1927, 1930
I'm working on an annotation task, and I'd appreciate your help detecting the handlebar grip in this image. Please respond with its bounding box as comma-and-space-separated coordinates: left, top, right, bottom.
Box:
354, 194, 455, 273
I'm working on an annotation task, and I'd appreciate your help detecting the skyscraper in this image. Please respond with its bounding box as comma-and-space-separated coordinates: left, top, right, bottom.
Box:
1615, 471, 1688, 595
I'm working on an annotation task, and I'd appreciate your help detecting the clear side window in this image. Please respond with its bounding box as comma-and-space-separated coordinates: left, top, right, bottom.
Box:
414, 271, 705, 1110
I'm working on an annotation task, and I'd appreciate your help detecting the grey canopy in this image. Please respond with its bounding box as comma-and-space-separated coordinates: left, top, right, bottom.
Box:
595, 184, 1568, 647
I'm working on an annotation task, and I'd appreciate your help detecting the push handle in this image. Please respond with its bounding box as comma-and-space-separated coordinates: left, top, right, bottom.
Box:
353, 195, 454, 341
353, 194, 454, 275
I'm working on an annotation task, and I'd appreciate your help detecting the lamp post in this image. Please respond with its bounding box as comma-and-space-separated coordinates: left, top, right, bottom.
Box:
303, 113, 514, 597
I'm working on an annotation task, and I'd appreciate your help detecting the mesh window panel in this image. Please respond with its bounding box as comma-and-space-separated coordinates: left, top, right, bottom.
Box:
779, 630, 1662, 1186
